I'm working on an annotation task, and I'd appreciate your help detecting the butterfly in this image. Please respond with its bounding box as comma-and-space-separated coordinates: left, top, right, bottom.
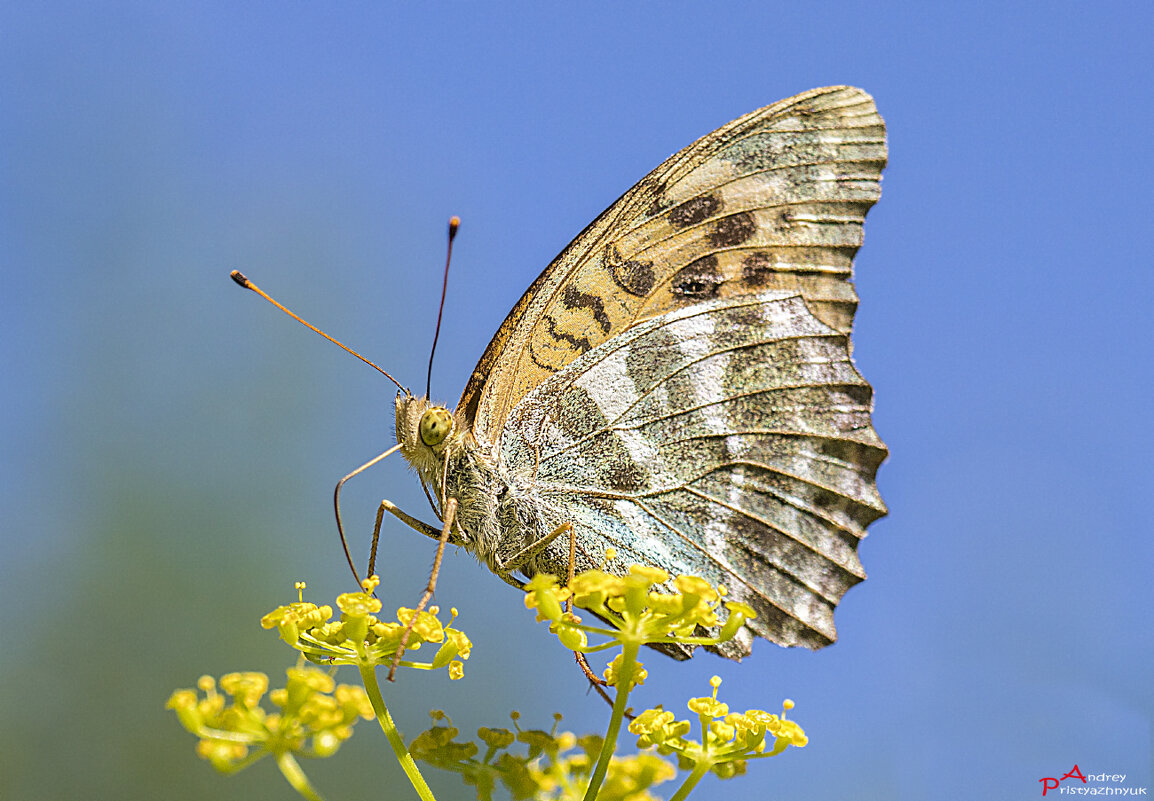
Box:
393, 86, 887, 660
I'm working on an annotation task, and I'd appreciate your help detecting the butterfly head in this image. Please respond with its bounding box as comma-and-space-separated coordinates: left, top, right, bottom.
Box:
395, 392, 459, 479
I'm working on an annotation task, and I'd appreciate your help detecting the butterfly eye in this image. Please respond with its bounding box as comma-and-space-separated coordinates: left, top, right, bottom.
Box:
419, 407, 453, 447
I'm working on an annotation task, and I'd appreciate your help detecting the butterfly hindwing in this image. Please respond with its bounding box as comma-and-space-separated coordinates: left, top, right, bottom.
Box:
459, 86, 887, 445
500, 292, 887, 658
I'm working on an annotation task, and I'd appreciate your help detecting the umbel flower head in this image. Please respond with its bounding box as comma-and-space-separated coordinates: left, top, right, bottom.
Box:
410, 710, 677, 801
166, 666, 373, 772
260, 575, 470, 678
523, 562, 756, 685
628, 676, 807, 780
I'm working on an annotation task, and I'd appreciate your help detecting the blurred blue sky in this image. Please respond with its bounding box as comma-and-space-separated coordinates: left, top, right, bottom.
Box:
2, 3, 1150, 800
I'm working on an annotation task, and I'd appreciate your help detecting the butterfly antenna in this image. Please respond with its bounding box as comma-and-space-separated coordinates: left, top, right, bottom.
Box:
425, 216, 460, 400
230, 270, 406, 393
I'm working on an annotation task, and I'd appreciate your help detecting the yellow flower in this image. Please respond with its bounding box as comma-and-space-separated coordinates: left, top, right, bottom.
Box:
528, 565, 755, 662
167, 666, 373, 775
603, 653, 647, 689
257, 579, 470, 676
335, 590, 382, 617
626, 677, 806, 780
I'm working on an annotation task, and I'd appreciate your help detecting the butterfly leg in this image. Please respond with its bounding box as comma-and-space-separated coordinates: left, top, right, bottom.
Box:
498, 522, 611, 697
373, 497, 527, 589
364, 499, 445, 580
376, 499, 442, 540
369, 499, 442, 574
555, 523, 612, 696
388, 496, 458, 682
496, 521, 573, 575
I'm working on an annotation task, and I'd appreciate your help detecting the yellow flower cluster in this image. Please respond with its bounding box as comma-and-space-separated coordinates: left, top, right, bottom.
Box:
410, 711, 676, 801
602, 652, 648, 690
523, 564, 755, 687
166, 667, 373, 772
532, 749, 675, 801
259, 576, 470, 678
627, 677, 807, 780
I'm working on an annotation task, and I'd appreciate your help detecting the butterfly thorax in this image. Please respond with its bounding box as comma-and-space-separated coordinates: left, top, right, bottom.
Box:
394, 393, 545, 575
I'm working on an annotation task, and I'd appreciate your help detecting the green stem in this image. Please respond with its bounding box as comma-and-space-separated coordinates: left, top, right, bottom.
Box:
667, 761, 710, 801
358, 664, 437, 801
582, 641, 639, 801
213, 749, 269, 775
275, 752, 326, 801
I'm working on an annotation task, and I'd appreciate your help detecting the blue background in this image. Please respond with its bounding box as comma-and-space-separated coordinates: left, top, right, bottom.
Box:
2, 3, 1150, 800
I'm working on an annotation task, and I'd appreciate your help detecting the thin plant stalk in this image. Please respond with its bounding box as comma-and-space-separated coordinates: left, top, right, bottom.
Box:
668, 761, 710, 801
275, 752, 326, 801
582, 641, 641, 801
358, 664, 437, 801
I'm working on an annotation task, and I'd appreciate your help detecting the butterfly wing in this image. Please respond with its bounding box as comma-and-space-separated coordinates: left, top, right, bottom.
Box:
501, 292, 887, 657
458, 86, 887, 447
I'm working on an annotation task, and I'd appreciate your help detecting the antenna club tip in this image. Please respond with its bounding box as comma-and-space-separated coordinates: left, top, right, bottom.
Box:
448, 217, 460, 237
230, 270, 253, 289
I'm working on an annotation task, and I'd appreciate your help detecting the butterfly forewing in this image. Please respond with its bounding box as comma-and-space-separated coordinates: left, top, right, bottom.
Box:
459, 86, 886, 444
500, 292, 886, 657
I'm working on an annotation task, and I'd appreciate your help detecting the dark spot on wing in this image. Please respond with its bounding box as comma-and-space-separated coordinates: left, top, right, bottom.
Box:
561, 285, 612, 334
668, 193, 722, 228
811, 487, 843, 514
528, 314, 592, 369
624, 322, 680, 395
741, 252, 774, 286
671, 254, 722, 298
817, 437, 859, 463
708, 211, 756, 247
832, 384, 873, 409
721, 299, 764, 329
553, 384, 609, 441
544, 314, 592, 353
644, 178, 670, 216
602, 444, 647, 492
605, 243, 656, 297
